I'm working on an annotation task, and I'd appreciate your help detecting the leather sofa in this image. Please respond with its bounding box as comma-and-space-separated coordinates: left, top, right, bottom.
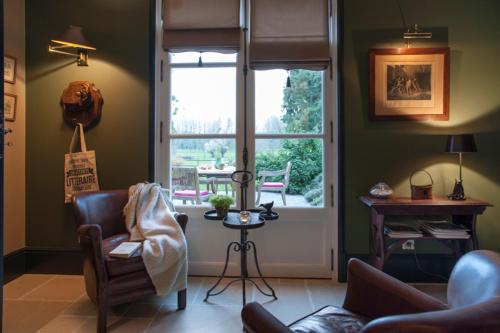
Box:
242, 250, 500, 333
72, 189, 188, 333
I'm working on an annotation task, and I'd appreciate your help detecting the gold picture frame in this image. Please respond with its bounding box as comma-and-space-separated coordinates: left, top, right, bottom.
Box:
4, 55, 17, 84
4, 93, 17, 122
369, 48, 450, 121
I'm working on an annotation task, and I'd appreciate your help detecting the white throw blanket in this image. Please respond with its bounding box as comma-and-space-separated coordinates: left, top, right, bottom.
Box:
123, 182, 187, 296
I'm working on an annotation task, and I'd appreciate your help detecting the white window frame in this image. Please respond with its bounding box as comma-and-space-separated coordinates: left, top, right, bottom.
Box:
167, 56, 240, 201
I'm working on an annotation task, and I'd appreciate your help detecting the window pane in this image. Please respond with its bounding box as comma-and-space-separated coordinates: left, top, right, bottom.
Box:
255, 139, 323, 208
171, 67, 236, 134
170, 52, 237, 64
171, 139, 236, 206
255, 69, 323, 134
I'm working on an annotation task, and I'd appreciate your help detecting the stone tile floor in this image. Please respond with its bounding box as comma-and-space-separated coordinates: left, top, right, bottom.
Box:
3, 274, 447, 333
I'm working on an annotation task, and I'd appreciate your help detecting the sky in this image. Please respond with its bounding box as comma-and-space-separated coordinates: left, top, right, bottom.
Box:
170, 52, 288, 134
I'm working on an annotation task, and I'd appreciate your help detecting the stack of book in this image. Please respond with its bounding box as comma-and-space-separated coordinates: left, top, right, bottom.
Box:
384, 223, 423, 238
419, 221, 470, 239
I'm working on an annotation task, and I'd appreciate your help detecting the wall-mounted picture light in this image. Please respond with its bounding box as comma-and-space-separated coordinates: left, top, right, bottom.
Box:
403, 24, 432, 40
48, 25, 96, 66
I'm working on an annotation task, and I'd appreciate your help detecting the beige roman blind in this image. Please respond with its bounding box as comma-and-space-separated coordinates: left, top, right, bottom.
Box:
250, 0, 330, 70
163, 0, 241, 53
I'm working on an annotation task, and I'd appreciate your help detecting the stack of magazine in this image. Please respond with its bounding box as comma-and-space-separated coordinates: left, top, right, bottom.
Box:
384, 223, 423, 238
419, 221, 470, 239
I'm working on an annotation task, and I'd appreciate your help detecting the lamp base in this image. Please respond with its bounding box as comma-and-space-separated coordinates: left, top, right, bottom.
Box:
448, 179, 466, 200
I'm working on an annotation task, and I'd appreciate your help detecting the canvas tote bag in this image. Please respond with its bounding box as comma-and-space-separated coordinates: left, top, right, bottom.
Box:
64, 123, 100, 203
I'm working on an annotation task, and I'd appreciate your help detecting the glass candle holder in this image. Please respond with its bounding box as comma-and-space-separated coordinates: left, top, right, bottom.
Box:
239, 210, 250, 224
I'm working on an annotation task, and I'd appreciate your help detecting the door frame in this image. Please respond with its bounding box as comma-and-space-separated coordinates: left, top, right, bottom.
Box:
1, 0, 6, 324
152, 0, 340, 280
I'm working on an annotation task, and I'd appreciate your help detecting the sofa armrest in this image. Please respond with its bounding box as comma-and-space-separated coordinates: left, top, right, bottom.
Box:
361, 298, 500, 333
241, 302, 293, 333
174, 212, 188, 233
343, 258, 447, 319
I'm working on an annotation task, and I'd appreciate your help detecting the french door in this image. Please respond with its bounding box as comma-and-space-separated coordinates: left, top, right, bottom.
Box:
153, 0, 338, 279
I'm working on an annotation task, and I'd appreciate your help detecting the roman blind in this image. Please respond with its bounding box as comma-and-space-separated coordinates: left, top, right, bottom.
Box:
163, 0, 241, 53
249, 0, 330, 70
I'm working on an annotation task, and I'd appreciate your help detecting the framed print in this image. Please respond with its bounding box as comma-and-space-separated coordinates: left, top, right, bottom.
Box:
4, 55, 17, 84
369, 48, 450, 121
4, 93, 17, 122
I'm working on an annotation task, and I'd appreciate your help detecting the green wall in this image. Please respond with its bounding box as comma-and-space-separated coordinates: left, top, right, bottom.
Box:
24, 0, 500, 255
26, 0, 151, 249
343, 0, 500, 254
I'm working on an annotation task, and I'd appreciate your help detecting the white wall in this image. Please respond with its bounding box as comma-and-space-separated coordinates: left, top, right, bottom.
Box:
4, 0, 26, 255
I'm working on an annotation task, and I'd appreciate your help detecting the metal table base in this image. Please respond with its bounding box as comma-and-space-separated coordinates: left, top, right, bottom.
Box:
204, 229, 277, 305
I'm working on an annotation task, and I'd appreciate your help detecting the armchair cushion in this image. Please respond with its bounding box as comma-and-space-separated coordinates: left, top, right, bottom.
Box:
289, 306, 370, 333
102, 233, 146, 277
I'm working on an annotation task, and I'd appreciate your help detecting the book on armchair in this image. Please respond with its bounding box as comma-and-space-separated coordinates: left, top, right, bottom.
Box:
109, 242, 142, 258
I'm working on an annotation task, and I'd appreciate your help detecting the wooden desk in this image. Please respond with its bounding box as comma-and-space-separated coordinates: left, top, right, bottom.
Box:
359, 196, 492, 270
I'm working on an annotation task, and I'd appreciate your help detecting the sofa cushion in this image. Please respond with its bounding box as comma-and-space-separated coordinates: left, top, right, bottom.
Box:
289, 306, 370, 333
102, 233, 146, 277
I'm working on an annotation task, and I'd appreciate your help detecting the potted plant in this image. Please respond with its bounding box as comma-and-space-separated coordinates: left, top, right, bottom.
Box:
209, 195, 234, 218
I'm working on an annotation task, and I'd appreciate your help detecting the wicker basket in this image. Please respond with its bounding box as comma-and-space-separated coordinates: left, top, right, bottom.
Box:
410, 170, 434, 200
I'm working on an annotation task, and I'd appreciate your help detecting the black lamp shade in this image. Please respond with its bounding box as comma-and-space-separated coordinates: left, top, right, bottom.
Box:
51, 25, 96, 50
446, 134, 477, 153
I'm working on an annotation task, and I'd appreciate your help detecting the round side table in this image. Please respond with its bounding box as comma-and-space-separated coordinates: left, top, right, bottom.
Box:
204, 212, 277, 305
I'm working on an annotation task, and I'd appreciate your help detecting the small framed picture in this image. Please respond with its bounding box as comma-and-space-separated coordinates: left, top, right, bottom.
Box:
4, 55, 17, 84
4, 93, 17, 122
369, 48, 450, 121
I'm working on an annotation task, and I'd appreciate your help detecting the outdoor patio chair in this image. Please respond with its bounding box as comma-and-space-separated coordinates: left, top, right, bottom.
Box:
255, 161, 292, 206
172, 167, 216, 204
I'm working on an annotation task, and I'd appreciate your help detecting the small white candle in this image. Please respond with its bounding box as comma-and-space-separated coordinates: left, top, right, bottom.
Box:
240, 211, 250, 223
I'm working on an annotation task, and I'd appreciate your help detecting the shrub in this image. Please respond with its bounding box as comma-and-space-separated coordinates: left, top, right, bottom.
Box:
303, 174, 323, 206
255, 139, 322, 195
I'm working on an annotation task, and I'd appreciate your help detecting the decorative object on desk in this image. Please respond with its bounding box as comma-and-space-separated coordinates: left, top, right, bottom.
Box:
410, 169, 433, 200
446, 134, 477, 201
4, 55, 16, 84
48, 25, 96, 66
61, 81, 103, 129
4, 93, 17, 122
258, 201, 279, 220
209, 195, 234, 218
369, 182, 393, 199
369, 48, 450, 121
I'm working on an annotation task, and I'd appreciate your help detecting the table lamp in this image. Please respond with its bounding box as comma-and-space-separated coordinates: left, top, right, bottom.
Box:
446, 134, 477, 200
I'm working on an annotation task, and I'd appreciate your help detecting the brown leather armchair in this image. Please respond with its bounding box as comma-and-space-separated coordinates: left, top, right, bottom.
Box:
242, 250, 500, 333
72, 189, 188, 333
